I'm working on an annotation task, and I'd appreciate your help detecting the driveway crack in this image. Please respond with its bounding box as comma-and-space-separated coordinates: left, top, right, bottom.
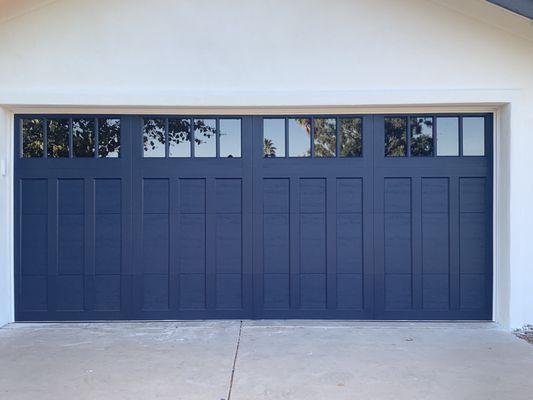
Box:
225, 320, 243, 400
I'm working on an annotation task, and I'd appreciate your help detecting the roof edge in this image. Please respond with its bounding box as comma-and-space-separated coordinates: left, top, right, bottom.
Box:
431, 0, 533, 43
486, 0, 533, 20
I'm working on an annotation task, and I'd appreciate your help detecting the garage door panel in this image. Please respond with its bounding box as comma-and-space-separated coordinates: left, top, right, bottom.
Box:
337, 274, 364, 310
179, 178, 206, 213
385, 274, 413, 310
263, 178, 290, 213
384, 213, 412, 274
95, 179, 122, 214
422, 178, 449, 213
460, 213, 487, 274
460, 274, 488, 310
422, 274, 450, 310
263, 213, 290, 274
336, 178, 362, 213
58, 214, 85, 275
141, 274, 169, 311
215, 178, 242, 213
300, 178, 326, 213
215, 213, 242, 274
95, 214, 122, 275
300, 274, 327, 309
94, 275, 122, 311
255, 115, 373, 318
21, 275, 48, 311
300, 213, 327, 274
373, 114, 492, 319
336, 213, 363, 274
21, 179, 48, 214
216, 274, 243, 309
422, 213, 450, 274
58, 179, 85, 214
55, 275, 85, 311
263, 274, 290, 309
142, 214, 170, 274
179, 274, 206, 309
384, 178, 411, 213
21, 214, 48, 275
143, 178, 169, 213
178, 214, 206, 274
460, 177, 487, 212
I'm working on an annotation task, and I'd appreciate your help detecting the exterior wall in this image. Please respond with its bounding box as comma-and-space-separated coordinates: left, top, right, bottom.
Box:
0, 108, 14, 327
0, 0, 532, 327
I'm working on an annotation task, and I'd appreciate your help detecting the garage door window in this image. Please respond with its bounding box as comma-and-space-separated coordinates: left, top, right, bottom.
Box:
142, 117, 241, 158
219, 119, 241, 158
263, 119, 286, 158
463, 117, 485, 156
386, 115, 485, 158
289, 118, 311, 157
143, 118, 166, 157
339, 118, 362, 157
169, 118, 191, 157
97, 118, 121, 158
22, 118, 44, 158
385, 117, 407, 156
264, 117, 364, 158
436, 117, 459, 156
314, 118, 336, 157
72, 119, 95, 158
410, 117, 433, 156
47, 119, 69, 158
194, 118, 216, 157
21, 117, 120, 158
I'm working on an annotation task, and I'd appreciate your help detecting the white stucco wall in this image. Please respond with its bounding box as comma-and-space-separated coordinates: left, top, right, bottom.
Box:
0, 108, 14, 327
0, 0, 532, 328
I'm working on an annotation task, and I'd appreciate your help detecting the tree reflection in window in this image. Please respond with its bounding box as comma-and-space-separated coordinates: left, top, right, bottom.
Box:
340, 118, 362, 157
98, 118, 120, 158
47, 119, 69, 158
410, 117, 433, 156
169, 118, 191, 157
73, 118, 95, 158
289, 118, 311, 157
314, 118, 336, 157
143, 118, 166, 157
385, 117, 407, 157
22, 118, 44, 158
194, 119, 216, 157
263, 119, 285, 158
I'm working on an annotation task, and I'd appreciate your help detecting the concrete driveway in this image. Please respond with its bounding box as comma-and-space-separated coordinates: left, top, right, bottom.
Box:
0, 321, 532, 400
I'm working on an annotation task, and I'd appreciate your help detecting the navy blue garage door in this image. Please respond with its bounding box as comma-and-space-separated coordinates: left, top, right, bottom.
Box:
14, 114, 492, 320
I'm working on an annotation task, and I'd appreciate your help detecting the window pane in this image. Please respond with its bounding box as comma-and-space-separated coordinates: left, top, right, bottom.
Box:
263, 119, 285, 158
385, 117, 407, 157
340, 118, 362, 157
22, 118, 44, 158
288, 118, 310, 157
169, 118, 191, 157
410, 117, 433, 156
72, 118, 95, 158
143, 118, 166, 158
463, 117, 485, 156
436, 117, 459, 156
314, 118, 336, 157
47, 119, 69, 158
220, 119, 241, 158
98, 118, 121, 158
194, 119, 216, 157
